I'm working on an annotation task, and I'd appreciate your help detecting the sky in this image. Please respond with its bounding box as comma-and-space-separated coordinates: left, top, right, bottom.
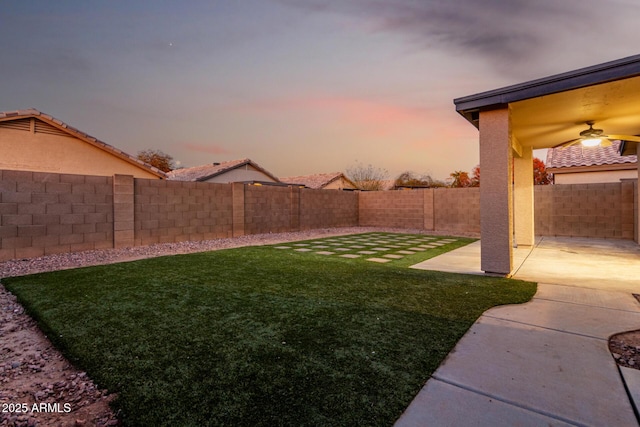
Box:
1, 0, 639, 181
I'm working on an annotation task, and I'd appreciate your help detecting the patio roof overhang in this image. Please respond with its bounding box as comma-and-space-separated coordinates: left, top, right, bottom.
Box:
453, 54, 640, 275
454, 54, 640, 152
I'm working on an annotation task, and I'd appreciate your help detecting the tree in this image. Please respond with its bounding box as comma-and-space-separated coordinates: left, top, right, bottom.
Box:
346, 162, 389, 191
456, 158, 551, 187
449, 170, 472, 188
533, 157, 552, 185
394, 171, 446, 189
137, 149, 175, 172
470, 165, 480, 187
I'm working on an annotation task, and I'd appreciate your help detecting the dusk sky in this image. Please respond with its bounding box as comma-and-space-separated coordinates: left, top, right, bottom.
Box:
2, 1, 638, 181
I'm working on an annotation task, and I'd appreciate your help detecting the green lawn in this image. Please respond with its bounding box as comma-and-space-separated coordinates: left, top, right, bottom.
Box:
2, 234, 536, 426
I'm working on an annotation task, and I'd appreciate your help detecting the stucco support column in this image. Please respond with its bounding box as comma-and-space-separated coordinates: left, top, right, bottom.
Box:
513, 144, 535, 246
479, 108, 513, 275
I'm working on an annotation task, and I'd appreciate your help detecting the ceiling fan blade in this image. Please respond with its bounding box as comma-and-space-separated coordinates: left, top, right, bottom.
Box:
552, 138, 581, 149
600, 139, 612, 147
606, 134, 640, 143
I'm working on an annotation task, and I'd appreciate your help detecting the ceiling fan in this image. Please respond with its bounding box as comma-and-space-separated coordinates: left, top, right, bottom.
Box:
553, 121, 640, 149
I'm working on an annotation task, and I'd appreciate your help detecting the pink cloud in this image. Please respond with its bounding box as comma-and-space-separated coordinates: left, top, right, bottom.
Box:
181, 143, 231, 155
234, 95, 433, 137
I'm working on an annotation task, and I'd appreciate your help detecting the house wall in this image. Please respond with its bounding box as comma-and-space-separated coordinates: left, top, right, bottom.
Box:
202, 165, 277, 183
0, 126, 159, 179
553, 169, 637, 184
0, 169, 637, 262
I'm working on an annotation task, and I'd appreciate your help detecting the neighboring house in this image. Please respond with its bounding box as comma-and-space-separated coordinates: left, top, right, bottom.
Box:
280, 172, 358, 190
167, 158, 281, 184
546, 140, 638, 184
0, 109, 165, 179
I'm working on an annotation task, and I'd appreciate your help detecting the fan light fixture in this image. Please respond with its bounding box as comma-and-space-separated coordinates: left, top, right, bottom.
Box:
581, 138, 602, 147
554, 121, 640, 149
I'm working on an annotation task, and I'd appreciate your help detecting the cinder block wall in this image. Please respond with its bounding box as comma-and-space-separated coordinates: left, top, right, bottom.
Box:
0, 169, 113, 260
244, 185, 292, 234
359, 190, 425, 228
434, 188, 480, 234
0, 169, 638, 262
300, 189, 358, 229
134, 179, 233, 246
534, 182, 634, 239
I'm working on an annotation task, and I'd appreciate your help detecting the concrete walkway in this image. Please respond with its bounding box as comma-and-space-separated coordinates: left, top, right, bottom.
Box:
397, 237, 640, 426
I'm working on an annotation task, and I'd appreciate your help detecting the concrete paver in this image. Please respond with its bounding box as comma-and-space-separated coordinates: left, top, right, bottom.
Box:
399, 237, 640, 426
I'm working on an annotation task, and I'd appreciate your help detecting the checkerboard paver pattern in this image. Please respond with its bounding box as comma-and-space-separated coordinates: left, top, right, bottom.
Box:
269, 233, 464, 265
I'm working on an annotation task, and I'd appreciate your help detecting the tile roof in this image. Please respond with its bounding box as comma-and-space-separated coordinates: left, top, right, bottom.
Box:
546, 140, 637, 169
167, 158, 280, 182
280, 172, 356, 189
0, 108, 166, 178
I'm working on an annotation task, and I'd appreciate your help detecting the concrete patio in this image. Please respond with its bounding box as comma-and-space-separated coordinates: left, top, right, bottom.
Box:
398, 237, 640, 426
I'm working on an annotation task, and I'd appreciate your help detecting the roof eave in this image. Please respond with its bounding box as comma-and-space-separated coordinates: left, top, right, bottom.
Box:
547, 162, 638, 173
454, 54, 640, 128
196, 159, 281, 183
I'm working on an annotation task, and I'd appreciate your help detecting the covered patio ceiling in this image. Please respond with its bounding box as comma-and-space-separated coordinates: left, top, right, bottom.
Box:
455, 54, 640, 152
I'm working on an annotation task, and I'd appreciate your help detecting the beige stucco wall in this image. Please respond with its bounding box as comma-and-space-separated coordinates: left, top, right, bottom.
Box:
553, 169, 637, 184
0, 127, 159, 179
201, 165, 277, 183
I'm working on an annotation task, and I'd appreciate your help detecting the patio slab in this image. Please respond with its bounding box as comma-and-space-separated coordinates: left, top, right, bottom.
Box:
512, 237, 640, 293
398, 236, 640, 426
410, 241, 483, 274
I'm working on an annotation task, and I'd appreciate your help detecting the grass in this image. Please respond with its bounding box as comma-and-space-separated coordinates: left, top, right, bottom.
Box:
2, 234, 536, 426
